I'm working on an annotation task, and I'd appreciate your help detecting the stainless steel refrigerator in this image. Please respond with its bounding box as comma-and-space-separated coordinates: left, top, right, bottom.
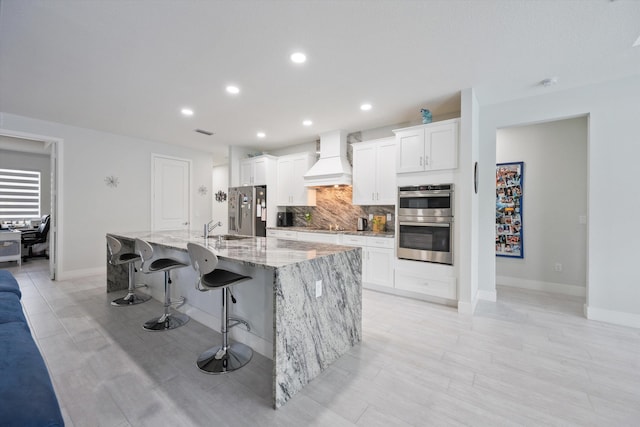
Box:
228, 185, 267, 237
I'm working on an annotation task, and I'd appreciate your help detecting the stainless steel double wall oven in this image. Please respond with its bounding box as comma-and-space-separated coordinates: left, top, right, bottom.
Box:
397, 184, 454, 265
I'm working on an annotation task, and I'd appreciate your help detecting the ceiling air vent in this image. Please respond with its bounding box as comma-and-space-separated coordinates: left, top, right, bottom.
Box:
195, 129, 214, 136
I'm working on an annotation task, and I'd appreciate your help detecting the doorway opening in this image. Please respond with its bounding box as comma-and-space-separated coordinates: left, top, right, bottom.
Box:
0, 130, 61, 279
494, 116, 588, 317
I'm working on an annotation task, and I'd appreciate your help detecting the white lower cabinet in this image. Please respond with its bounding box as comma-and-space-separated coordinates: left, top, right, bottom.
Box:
266, 229, 298, 240
296, 231, 339, 244
340, 235, 394, 290
394, 262, 457, 301
269, 229, 457, 304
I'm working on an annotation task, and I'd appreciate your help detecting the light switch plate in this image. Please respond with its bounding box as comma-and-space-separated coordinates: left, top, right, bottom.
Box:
315, 280, 322, 298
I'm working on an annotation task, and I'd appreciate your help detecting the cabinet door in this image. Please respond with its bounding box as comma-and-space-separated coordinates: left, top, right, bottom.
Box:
297, 232, 339, 244
396, 129, 425, 173
365, 247, 394, 288
276, 157, 293, 205
240, 159, 254, 185
291, 155, 315, 206
352, 142, 376, 205
425, 121, 458, 171
253, 157, 268, 185
375, 138, 397, 204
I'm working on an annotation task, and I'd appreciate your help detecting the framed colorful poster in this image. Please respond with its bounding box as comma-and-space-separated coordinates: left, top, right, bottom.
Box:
496, 162, 524, 258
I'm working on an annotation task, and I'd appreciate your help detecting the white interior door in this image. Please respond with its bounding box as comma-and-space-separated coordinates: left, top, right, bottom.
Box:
152, 155, 191, 230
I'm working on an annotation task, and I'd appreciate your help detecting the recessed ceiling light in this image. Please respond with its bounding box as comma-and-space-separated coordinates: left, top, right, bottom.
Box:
360, 103, 372, 111
226, 85, 240, 94
181, 108, 194, 116
302, 120, 313, 126
257, 132, 266, 138
290, 52, 307, 64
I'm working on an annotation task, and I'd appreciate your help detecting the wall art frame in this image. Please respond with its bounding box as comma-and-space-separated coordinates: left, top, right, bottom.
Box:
496, 161, 524, 258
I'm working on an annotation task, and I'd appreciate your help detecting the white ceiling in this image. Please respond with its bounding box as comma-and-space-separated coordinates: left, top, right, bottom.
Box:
1, 0, 639, 162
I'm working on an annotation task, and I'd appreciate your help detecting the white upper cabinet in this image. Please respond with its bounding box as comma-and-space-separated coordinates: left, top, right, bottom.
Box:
395, 118, 459, 173
240, 155, 276, 186
352, 137, 396, 205
277, 153, 316, 206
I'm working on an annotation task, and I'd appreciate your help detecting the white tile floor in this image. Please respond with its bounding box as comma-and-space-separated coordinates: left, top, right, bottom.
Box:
3, 258, 640, 426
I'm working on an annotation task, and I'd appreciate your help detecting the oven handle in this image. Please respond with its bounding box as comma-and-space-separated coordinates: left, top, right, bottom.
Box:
399, 221, 451, 228
399, 192, 450, 198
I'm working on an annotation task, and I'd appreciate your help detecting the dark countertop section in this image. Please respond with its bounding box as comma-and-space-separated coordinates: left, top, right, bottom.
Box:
268, 226, 395, 238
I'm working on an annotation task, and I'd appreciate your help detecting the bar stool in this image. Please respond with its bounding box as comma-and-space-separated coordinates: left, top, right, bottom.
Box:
135, 238, 190, 331
106, 235, 151, 306
187, 242, 253, 373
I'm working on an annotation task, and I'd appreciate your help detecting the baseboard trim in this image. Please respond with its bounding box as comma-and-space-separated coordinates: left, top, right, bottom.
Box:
584, 305, 640, 329
496, 275, 586, 297
457, 300, 476, 315
56, 266, 106, 281
477, 289, 497, 302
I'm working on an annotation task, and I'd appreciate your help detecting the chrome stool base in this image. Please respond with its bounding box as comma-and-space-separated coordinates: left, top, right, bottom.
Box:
111, 292, 151, 307
143, 312, 189, 331
196, 342, 253, 374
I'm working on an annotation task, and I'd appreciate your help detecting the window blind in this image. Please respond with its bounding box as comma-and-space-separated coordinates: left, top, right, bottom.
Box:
0, 168, 41, 220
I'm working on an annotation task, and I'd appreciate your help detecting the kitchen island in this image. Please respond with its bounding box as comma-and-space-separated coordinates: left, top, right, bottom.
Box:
106, 230, 362, 408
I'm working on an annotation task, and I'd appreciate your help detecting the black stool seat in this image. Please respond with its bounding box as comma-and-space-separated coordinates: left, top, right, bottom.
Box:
107, 235, 151, 307
201, 269, 251, 289
187, 242, 253, 374
136, 238, 189, 331
150, 258, 188, 271
116, 253, 140, 263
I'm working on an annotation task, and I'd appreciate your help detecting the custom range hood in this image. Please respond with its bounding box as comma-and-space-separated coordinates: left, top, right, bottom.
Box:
303, 130, 352, 187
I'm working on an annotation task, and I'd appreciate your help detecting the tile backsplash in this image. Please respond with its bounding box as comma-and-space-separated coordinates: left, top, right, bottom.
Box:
286, 186, 394, 232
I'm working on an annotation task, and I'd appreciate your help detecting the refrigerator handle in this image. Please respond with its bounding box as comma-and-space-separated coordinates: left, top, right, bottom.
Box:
236, 192, 241, 232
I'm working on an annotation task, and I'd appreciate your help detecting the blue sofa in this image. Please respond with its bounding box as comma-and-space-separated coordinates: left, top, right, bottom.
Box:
0, 270, 64, 427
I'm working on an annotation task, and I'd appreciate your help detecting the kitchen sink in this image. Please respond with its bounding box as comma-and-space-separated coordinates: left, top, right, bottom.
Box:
207, 234, 251, 240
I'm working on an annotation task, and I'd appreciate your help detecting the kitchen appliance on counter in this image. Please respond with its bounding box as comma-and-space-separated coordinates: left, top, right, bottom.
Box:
371, 215, 386, 233
397, 184, 454, 265
357, 217, 368, 231
276, 212, 294, 227
228, 186, 267, 237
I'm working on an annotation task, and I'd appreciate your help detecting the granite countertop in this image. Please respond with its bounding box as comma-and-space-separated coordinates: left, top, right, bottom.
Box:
268, 226, 395, 238
108, 230, 359, 270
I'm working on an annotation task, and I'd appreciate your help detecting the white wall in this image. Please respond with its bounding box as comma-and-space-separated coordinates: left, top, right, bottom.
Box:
478, 74, 640, 328
0, 148, 51, 220
496, 117, 587, 295
0, 113, 216, 278
457, 88, 480, 313
211, 164, 229, 234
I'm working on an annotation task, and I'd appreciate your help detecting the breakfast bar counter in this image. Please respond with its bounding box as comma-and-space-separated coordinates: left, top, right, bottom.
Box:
106, 230, 362, 408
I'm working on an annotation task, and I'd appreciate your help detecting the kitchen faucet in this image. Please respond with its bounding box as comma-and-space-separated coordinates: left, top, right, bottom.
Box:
204, 220, 222, 240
